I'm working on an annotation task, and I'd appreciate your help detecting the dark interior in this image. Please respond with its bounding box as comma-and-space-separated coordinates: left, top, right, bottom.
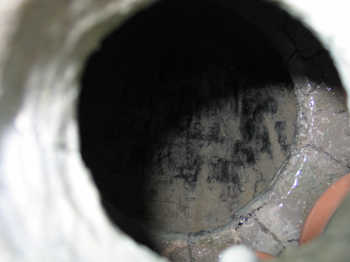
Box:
78, 0, 295, 251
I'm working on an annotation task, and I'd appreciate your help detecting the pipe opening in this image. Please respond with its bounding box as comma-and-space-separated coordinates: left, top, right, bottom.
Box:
78, 0, 297, 255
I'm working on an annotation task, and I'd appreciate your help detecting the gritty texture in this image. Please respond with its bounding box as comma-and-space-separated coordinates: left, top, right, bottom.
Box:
226, 3, 350, 256
240, 146, 350, 254
188, 228, 242, 262
77, 0, 350, 260
1, 0, 350, 262
142, 83, 296, 233
79, 0, 296, 239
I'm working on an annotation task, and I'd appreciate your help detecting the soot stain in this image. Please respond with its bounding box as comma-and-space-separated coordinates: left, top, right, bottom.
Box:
233, 141, 256, 166
174, 161, 201, 190
275, 121, 289, 153
173, 143, 202, 190
207, 158, 240, 184
258, 126, 272, 156
79, 0, 296, 247
239, 92, 276, 158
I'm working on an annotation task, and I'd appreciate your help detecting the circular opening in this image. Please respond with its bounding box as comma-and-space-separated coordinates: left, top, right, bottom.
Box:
78, 0, 296, 253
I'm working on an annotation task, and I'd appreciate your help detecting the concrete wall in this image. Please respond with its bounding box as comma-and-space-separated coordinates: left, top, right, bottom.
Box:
0, 0, 349, 262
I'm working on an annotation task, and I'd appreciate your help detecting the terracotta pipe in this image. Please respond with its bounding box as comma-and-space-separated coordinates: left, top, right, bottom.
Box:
255, 173, 350, 260
299, 173, 350, 245
256, 251, 275, 260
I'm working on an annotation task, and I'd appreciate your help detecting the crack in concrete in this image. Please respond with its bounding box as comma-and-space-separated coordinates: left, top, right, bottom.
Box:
254, 217, 286, 254
301, 144, 350, 169
234, 204, 266, 230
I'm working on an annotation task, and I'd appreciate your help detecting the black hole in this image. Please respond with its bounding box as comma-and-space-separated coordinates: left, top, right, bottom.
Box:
78, 0, 297, 254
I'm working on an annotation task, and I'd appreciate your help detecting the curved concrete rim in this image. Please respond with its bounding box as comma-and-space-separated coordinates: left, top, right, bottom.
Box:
0, 0, 350, 261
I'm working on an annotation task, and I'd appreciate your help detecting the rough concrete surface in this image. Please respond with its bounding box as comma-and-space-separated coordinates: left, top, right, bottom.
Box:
231, 12, 350, 256
134, 83, 296, 233
78, 1, 350, 259
1, 0, 350, 262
